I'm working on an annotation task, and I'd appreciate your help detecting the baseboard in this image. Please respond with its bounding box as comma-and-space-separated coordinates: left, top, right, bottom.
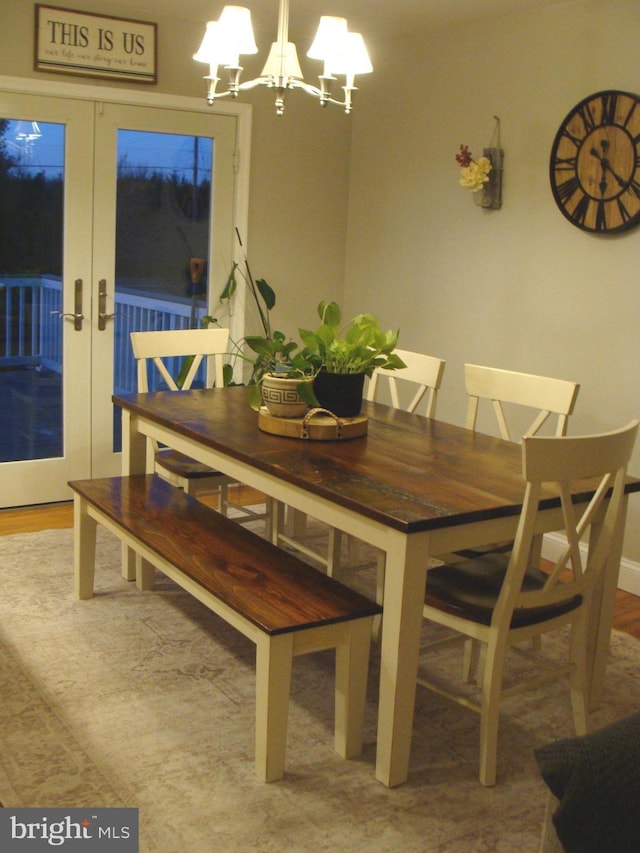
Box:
542, 533, 640, 597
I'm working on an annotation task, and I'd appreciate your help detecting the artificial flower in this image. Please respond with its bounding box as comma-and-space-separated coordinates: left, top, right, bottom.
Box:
455, 144, 492, 192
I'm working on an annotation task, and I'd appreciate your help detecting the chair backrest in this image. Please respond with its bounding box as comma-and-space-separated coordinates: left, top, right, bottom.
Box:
464, 363, 580, 442
494, 420, 639, 626
130, 328, 230, 392
366, 349, 446, 417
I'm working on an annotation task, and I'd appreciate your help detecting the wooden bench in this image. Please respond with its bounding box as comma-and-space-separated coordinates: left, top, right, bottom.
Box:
69, 475, 382, 782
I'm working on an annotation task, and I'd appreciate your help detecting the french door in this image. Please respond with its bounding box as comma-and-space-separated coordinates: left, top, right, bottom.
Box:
0, 90, 239, 507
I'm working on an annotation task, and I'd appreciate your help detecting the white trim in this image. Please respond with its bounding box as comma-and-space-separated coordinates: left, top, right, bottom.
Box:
542, 533, 640, 596
0, 73, 248, 116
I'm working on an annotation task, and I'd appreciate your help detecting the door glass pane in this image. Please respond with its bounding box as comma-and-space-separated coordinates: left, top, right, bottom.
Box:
0, 119, 64, 462
112, 130, 213, 451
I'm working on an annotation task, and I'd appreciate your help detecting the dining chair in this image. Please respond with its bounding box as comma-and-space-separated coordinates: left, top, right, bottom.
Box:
464, 363, 580, 442
452, 363, 581, 675
417, 419, 638, 786
456, 363, 580, 564
365, 348, 447, 416
129, 328, 269, 524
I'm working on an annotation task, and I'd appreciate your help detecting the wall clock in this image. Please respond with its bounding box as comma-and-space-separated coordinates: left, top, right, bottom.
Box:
549, 90, 640, 233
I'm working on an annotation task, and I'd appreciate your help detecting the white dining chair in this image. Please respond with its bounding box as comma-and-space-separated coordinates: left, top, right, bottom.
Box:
456, 363, 580, 564
451, 363, 581, 676
418, 420, 639, 786
130, 328, 270, 525
454, 363, 580, 565
464, 363, 580, 442
365, 348, 446, 416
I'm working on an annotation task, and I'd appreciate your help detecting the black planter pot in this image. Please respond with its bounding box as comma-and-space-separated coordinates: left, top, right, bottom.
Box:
312, 371, 365, 417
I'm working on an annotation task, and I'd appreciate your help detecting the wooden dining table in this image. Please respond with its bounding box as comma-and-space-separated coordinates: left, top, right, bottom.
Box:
114, 385, 640, 788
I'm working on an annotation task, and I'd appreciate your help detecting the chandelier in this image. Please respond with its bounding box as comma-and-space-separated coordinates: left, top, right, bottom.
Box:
193, 1, 372, 116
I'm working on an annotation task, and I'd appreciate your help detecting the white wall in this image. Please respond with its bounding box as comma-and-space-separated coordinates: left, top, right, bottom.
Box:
346, 0, 640, 564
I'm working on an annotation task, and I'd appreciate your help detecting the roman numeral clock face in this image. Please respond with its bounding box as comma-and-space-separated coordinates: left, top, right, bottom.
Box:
550, 90, 640, 233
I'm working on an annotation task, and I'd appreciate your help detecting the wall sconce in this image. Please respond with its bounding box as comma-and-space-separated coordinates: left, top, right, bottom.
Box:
474, 146, 503, 209
456, 116, 503, 210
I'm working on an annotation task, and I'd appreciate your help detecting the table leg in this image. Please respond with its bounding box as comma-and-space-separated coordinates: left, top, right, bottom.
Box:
120, 410, 147, 476
375, 532, 430, 787
120, 409, 147, 580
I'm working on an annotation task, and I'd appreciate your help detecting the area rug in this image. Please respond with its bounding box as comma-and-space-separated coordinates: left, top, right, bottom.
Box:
0, 526, 639, 852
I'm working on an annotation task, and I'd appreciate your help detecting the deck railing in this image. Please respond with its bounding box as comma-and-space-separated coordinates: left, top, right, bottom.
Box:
0, 275, 208, 392
0, 275, 61, 368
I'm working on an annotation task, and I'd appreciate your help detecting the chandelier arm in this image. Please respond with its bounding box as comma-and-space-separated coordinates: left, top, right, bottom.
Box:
290, 80, 323, 97
207, 89, 235, 102
236, 76, 272, 92
206, 76, 357, 114
294, 79, 358, 113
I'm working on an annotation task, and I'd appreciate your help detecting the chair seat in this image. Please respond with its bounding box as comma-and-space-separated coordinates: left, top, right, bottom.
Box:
425, 554, 582, 628
156, 448, 228, 480
454, 541, 513, 560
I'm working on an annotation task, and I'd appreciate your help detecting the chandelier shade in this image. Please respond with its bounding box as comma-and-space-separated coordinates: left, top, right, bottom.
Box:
193, 21, 239, 68
260, 42, 303, 80
193, 0, 372, 115
338, 33, 373, 76
307, 16, 348, 68
218, 5, 258, 54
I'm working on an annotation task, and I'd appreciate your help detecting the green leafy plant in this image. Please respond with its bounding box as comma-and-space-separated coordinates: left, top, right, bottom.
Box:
296, 301, 405, 407
299, 300, 405, 375
206, 234, 404, 412
242, 330, 313, 410
205, 234, 310, 409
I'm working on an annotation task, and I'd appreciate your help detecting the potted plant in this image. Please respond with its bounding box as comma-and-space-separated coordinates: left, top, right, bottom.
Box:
297, 301, 406, 417
208, 246, 314, 414
244, 330, 314, 416
209, 237, 404, 418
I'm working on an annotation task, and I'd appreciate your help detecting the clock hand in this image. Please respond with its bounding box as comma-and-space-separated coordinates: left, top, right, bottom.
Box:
597, 139, 627, 188
590, 147, 609, 194
602, 159, 627, 188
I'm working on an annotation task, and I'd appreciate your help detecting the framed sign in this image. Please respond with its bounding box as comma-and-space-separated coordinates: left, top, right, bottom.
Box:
35, 4, 157, 83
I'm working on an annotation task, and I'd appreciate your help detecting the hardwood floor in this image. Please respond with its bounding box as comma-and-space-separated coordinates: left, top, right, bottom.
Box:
0, 501, 74, 534
2, 493, 640, 640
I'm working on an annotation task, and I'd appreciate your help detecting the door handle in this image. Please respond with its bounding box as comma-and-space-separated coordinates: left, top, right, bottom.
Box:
98, 279, 120, 330
51, 278, 83, 330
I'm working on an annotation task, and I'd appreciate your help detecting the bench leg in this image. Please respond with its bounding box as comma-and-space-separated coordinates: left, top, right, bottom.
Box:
74, 494, 97, 600
121, 543, 137, 582
136, 554, 157, 591
255, 633, 294, 782
334, 617, 374, 759
269, 500, 287, 546
325, 528, 343, 578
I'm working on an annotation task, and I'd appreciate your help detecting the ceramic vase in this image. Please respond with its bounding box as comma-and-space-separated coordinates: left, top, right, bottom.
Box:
261, 374, 310, 418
